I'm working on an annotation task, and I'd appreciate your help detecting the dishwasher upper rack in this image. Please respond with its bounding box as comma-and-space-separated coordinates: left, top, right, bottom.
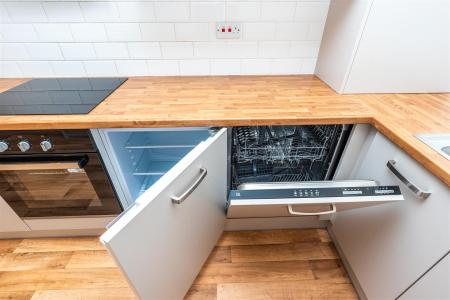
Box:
234, 125, 335, 164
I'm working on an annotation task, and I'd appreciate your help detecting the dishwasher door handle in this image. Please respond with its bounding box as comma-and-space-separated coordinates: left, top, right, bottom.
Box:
386, 160, 431, 200
171, 167, 207, 204
287, 203, 336, 216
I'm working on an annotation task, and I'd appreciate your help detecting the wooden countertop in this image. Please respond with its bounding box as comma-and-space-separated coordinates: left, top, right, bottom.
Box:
0, 76, 449, 186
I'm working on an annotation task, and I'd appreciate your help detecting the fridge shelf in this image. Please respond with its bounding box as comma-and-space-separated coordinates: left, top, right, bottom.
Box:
130, 147, 192, 176
138, 175, 161, 196
124, 130, 210, 149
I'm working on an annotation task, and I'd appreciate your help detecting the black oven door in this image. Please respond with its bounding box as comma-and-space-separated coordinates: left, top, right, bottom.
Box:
0, 154, 123, 218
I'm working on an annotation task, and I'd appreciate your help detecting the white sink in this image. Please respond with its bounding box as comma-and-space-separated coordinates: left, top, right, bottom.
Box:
415, 133, 450, 161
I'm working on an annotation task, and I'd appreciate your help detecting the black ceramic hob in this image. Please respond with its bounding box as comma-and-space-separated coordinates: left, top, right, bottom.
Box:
0, 78, 127, 115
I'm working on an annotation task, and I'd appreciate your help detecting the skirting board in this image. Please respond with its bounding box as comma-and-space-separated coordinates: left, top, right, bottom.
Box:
328, 224, 367, 300
225, 216, 328, 231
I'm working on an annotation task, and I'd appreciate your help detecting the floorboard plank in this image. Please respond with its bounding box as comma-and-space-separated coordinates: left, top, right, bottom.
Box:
231, 242, 338, 263
14, 237, 103, 253
0, 268, 128, 292
65, 250, 116, 269
185, 284, 217, 300
309, 259, 351, 283
194, 260, 314, 284
0, 240, 22, 254
0, 291, 34, 300
30, 288, 136, 300
217, 280, 358, 300
218, 229, 322, 246
0, 252, 72, 271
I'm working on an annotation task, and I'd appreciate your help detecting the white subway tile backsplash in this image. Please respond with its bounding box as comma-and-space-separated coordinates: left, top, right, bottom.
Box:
1, 0, 329, 77
127, 42, 161, 59
210, 59, 241, 75
51, 61, 86, 77
79, 2, 120, 22
289, 41, 320, 58
194, 42, 226, 58
60, 43, 97, 60
300, 58, 317, 74
4, 2, 47, 23
155, 2, 189, 21
34, 24, 73, 42
0, 62, 22, 77
70, 23, 108, 42
140, 23, 175, 41
271, 58, 302, 74
18, 61, 54, 77
241, 58, 272, 75
191, 2, 225, 21
244, 23, 276, 41
226, 2, 260, 21
0, 3, 12, 23
226, 42, 258, 58
179, 59, 210, 75
105, 23, 142, 42
175, 23, 210, 41
258, 41, 290, 58
261, 2, 296, 21
0, 24, 39, 42
26, 43, 63, 60
42, 2, 84, 22
94, 43, 129, 59
295, 2, 329, 22
117, 2, 155, 22
147, 60, 179, 75
83, 60, 118, 76
116, 60, 149, 76
0, 44, 29, 60
161, 42, 193, 59
275, 23, 309, 40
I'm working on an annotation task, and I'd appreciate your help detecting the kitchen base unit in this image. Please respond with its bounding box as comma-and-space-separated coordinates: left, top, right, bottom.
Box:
92, 125, 406, 299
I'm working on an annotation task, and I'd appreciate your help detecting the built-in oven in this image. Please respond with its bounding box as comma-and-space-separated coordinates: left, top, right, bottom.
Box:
0, 130, 123, 219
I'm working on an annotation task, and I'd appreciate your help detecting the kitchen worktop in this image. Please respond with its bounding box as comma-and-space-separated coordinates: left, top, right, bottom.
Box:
0, 76, 449, 186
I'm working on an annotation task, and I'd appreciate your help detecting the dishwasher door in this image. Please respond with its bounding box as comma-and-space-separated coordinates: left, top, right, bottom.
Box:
227, 180, 403, 218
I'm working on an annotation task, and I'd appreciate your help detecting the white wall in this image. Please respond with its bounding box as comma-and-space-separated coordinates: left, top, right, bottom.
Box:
0, 0, 330, 77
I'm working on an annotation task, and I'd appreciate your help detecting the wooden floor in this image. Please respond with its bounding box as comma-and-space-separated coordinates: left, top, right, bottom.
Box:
0, 229, 357, 300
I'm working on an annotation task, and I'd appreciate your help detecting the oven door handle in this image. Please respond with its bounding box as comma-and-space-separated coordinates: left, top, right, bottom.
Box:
0, 161, 82, 171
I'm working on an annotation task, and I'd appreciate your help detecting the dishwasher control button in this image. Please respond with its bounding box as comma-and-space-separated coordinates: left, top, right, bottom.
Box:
17, 140, 31, 152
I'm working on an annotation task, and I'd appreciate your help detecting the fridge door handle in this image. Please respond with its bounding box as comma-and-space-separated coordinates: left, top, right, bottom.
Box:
171, 167, 207, 204
386, 160, 431, 200
287, 203, 336, 216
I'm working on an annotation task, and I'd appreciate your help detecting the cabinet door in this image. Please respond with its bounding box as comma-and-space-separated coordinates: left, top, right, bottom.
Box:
400, 252, 450, 300
331, 130, 450, 299
101, 128, 228, 300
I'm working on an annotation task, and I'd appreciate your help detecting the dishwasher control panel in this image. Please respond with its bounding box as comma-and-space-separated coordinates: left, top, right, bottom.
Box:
229, 186, 402, 199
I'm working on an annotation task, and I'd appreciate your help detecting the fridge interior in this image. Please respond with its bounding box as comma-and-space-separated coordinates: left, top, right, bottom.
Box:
231, 125, 346, 189
105, 129, 212, 202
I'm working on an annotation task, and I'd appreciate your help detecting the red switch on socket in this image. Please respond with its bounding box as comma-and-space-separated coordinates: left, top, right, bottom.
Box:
221, 28, 225, 32
228, 27, 232, 32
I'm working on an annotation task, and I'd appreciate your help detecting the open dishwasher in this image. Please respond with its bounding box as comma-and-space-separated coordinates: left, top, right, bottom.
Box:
227, 125, 402, 218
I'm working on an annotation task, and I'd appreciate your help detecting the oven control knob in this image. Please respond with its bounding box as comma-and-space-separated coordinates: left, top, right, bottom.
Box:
40, 140, 53, 152
17, 140, 31, 152
0, 140, 9, 152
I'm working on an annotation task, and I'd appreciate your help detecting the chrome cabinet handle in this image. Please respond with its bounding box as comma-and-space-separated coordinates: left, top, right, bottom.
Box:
386, 160, 431, 200
287, 203, 336, 216
171, 167, 207, 204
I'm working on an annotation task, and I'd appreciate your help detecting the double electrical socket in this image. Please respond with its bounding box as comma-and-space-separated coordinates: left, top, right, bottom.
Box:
215, 23, 241, 39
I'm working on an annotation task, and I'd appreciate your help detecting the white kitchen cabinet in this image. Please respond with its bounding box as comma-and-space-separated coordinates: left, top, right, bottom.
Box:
0, 195, 30, 232
94, 125, 406, 299
331, 127, 450, 299
316, 0, 450, 93
399, 252, 450, 300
